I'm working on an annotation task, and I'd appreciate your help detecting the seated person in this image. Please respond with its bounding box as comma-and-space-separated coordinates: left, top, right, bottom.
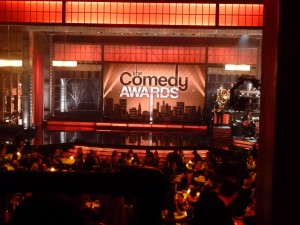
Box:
242, 111, 256, 138
190, 175, 240, 225
174, 192, 189, 212
186, 187, 199, 207
177, 169, 198, 191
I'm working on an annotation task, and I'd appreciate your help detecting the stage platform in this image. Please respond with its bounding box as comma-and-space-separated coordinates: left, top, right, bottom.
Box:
46, 120, 208, 134
1, 121, 257, 152
210, 125, 258, 151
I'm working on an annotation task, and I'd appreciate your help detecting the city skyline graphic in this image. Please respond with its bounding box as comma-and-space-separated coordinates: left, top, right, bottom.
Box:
103, 63, 205, 122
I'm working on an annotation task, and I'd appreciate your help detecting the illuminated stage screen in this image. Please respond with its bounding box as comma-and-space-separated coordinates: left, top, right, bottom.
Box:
103, 63, 205, 123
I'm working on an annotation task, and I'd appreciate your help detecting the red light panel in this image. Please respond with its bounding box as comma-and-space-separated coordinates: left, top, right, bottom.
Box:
219, 4, 263, 26
65, 2, 216, 26
0, 1, 63, 23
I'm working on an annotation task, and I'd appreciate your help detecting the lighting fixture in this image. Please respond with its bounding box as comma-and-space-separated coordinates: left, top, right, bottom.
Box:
0, 59, 22, 67
225, 64, 251, 71
52, 60, 77, 67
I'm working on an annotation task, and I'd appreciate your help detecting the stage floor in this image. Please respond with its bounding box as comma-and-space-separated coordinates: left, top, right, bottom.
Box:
1, 122, 257, 151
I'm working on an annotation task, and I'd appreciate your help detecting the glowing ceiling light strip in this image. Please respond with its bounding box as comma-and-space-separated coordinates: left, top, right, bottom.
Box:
111, 123, 127, 127
0, 59, 22, 67
225, 64, 251, 71
52, 60, 77, 67
166, 125, 183, 129
96, 122, 113, 126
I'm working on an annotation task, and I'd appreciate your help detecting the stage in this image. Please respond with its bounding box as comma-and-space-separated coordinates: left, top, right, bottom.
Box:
1, 120, 258, 153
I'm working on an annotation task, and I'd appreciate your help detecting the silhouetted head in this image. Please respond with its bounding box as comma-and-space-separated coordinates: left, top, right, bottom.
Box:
219, 175, 240, 197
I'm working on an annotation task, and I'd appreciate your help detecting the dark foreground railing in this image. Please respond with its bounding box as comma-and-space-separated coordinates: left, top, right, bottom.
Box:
0, 167, 168, 225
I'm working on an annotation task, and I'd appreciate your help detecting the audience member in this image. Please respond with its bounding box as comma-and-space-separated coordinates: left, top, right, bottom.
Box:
191, 149, 204, 164
11, 153, 25, 171
111, 150, 119, 169
153, 150, 160, 167
117, 152, 127, 168
201, 176, 218, 193
73, 148, 85, 171
174, 191, 189, 212
166, 149, 185, 173
228, 178, 253, 217
0, 144, 8, 166
124, 149, 133, 166
193, 160, 205, 177
131, 153, 141, 167
177, 169, 198, 191
186, 187, 199, 207
191, 174, 240, 225
141, 148, 155, 167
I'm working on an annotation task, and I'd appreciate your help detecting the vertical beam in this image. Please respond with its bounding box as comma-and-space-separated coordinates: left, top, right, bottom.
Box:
32, 33, 44, 128
256, 0, 279, 224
